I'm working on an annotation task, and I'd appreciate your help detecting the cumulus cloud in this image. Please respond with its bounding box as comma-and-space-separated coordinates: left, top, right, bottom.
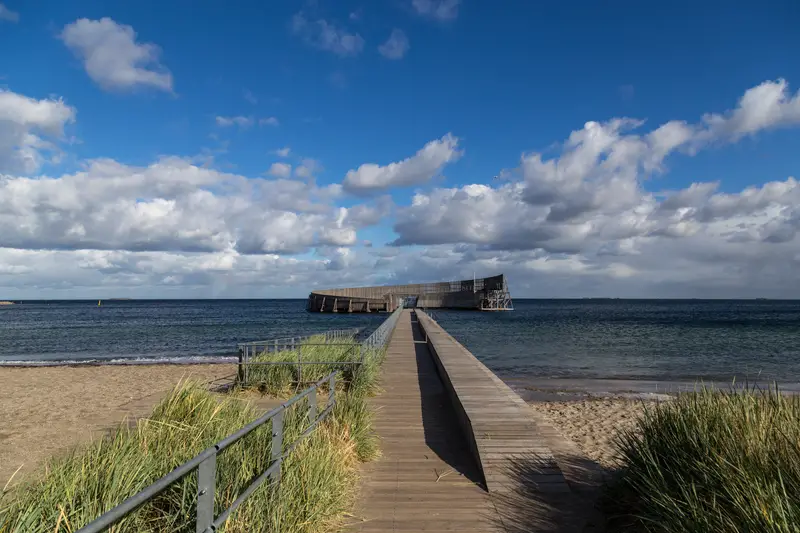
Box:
389, 79, 800, 296
0, 3, 19, 22
697, 78, 800, 142
0, 89, 76, 174
378, 29, 410, 60
259, 117, 280, 127
295, 158, 323, 179
215, 116, 253, 128
268, 162, 292, 178
343, 134, 461, 194
0, 156, 366, 255
273, 147, 291, 157
60, 18, 174, 92
412, 0, 460, 20
291, 13, 364, 57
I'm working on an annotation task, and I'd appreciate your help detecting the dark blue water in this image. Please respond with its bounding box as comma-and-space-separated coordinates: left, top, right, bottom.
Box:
0, 300, 385, 364
432, 300, 800, 383
1, 299, 799, 384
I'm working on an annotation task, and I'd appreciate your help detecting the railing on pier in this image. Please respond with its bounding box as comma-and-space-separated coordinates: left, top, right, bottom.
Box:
236, 304, 404, 388
76, 372, 337, 533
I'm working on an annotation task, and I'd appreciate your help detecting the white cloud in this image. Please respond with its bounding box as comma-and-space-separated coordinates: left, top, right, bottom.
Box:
378, 29, 409, 60
291, 12, 364, 57
273, 147, 291, 157
215, 116, 254, 128
412, 0, 460, 20
698, 78, 800, 142
295, 158, 323, 179
259, 116, 280, 127
60, 18, 173, 92
388, 79, 800, 297
0, 3, 19, 22
0, 89, 76, 174
343, 134, 461, 194
268, 162, 292, 178
0, 157, 363, 255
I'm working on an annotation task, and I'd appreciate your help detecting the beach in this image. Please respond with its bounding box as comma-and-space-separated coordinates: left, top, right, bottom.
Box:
529, 397, 654, 470
0, 364, 235, 487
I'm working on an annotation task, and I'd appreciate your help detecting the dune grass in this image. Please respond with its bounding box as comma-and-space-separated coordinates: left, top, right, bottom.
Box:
0, 379, 373, 532
606, 386, 800, 532
243, 335, 362, 396
243, 334, 386, 397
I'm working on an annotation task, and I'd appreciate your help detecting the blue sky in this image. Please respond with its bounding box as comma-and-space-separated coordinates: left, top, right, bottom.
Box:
1, 0, 800, 298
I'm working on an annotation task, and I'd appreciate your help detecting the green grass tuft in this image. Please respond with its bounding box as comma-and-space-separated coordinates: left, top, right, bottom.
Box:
0, 380, 373, 532
607, 386, 800, 532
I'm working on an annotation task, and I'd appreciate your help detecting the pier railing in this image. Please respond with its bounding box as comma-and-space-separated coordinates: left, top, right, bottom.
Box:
76, 372, 337, 533
236, 304, 403, 388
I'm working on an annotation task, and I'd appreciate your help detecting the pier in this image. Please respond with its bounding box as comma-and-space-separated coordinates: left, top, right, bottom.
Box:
347, 309, 595, 532
307, 274, 514, 313
60, 306, 602, 533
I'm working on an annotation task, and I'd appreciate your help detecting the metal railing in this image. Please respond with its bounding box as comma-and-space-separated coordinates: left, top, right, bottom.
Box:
237, 328, 361, 386
235, 305, 404, 387
76, 372, 337, 533
361, 303, 404, 354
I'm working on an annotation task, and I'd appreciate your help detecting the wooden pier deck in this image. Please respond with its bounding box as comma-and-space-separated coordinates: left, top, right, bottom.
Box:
347, 310, 591, 533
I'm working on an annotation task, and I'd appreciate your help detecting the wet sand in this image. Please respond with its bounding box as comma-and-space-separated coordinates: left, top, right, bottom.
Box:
0, 364, 235, 487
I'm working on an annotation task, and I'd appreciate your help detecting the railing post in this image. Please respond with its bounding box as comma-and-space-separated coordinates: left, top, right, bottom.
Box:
297, 344, 302, 386
244, 346, 250, 385
237, 347, 244, 384
329, 373, 336, 407
309, 386, 317, 422
270, 410, 284, 485
196, 451, 216, 533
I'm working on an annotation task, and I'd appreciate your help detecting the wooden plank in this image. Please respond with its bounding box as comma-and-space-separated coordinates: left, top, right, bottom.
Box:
415, 311, 570, 495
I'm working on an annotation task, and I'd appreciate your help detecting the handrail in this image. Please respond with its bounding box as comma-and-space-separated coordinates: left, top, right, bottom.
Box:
237, 327, 360, 348
76, 372, 338, 533
360, 303, 404, 357
236, 304, 405, 386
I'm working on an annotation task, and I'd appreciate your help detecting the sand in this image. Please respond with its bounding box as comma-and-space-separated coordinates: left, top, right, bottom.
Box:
529, 398, 657, 470
0, 364, 236, 487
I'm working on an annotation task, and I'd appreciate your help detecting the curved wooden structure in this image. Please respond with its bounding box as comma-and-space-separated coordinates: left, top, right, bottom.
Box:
307, 274, 513, 313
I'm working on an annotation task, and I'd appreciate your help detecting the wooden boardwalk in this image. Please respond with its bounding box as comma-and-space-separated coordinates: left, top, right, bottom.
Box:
346, 309, 501, 532
416, 310, 570, 494
346, 310, 593, 532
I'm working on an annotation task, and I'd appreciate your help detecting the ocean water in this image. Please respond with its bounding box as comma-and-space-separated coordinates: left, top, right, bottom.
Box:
1, 300, 799, 385
0, 300, 385, 365
431, 300, 800, 383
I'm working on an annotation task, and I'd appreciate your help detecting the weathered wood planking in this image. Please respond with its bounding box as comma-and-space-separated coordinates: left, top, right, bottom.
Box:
416, 310, 569, 494
344, 310, 504, 532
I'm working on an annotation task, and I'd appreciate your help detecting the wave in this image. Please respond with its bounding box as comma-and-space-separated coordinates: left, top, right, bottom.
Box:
0, 354, 239, 367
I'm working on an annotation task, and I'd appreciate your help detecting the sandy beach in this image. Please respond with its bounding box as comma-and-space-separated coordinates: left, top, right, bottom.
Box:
528, 398, 656, 469
0, 364, 236, 487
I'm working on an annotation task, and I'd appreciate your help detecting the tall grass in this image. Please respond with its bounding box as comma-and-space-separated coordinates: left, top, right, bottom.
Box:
0, 381, 366, 532
244, 335, 364, 395
607, 386, 800, 532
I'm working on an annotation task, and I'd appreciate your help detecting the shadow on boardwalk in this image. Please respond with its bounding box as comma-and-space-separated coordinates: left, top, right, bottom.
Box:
488, 453, 612, 533
410, 313, 485, 486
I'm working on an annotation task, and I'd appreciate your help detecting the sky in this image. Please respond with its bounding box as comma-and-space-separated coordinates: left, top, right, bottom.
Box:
1, 0, 800, 299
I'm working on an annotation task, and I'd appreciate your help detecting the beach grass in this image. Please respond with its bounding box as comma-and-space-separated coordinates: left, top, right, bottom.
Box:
607, 386, 800, 532
243, 334, 386, 397
244, 334, 361, 395
0, 379, 371, 532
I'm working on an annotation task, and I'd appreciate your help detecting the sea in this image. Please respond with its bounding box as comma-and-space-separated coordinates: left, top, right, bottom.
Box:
2, 299, 799, 392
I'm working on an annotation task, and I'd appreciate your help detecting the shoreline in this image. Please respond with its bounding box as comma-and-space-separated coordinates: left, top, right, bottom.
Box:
0, 355, 239, 367
508, 376, 800, 402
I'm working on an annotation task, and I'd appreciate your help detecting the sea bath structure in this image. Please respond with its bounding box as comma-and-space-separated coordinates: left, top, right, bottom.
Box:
307, 273, 514, 313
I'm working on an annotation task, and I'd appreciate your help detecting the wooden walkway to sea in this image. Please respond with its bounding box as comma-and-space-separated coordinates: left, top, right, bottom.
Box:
345, 309, 600, 533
